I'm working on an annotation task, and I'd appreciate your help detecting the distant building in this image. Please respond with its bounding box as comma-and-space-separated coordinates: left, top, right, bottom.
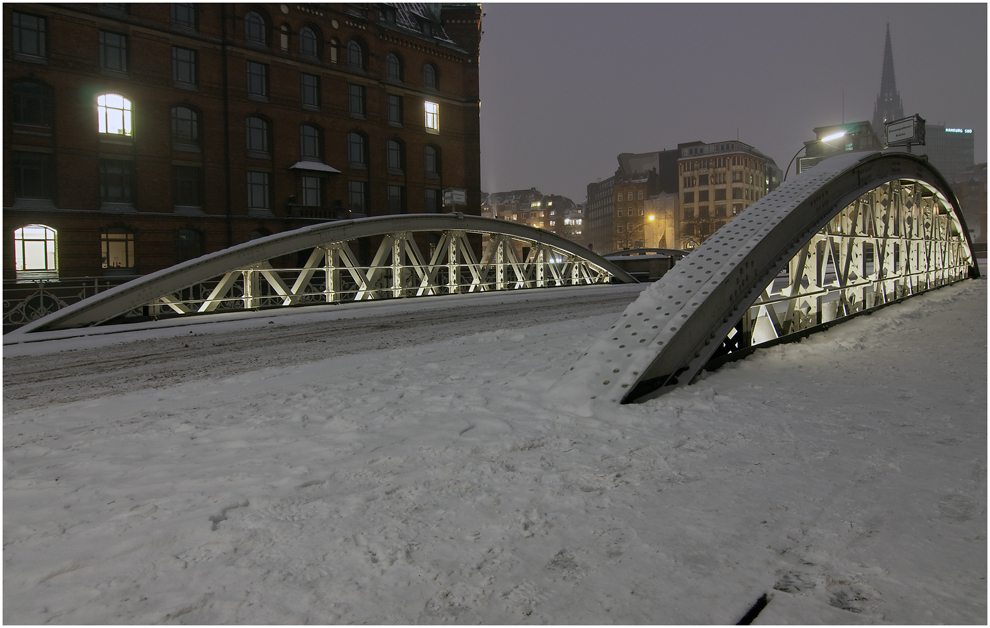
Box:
798, 121, 883, 175
484, 188, 579, 241
612, 171, 663, 251
871, 24, 905, 137
678, 140, 781, 249
585, 177, 615, 253
642, 192, 678, 249
919, 125, 975, 181
948, 163, 987, 243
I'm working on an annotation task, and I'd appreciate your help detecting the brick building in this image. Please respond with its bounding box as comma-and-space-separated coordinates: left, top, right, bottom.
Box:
4, 3, 481, 282
483, 188, 580, 241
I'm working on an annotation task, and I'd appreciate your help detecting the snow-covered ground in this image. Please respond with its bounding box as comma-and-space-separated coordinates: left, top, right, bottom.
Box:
3, 278, 986, 624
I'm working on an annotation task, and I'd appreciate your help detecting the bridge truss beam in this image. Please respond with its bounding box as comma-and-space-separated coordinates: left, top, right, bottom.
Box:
15, 214, 636, 333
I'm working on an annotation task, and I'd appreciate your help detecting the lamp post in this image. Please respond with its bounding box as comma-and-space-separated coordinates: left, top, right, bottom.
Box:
783, 131, 846, 181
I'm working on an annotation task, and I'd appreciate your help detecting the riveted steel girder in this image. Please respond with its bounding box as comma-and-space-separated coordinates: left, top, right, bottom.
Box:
552, 151, 979, 404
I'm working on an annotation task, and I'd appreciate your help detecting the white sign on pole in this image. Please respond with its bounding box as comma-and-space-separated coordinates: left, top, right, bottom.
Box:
443, 188, 467, 206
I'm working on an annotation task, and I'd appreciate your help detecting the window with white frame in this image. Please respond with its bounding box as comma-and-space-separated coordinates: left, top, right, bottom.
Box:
424, 101, 439, 133
14, 224, 58, 275
97, 93, 132, 136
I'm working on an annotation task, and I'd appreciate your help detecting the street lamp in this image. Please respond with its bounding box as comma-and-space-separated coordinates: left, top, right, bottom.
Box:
783, 131, 846, 181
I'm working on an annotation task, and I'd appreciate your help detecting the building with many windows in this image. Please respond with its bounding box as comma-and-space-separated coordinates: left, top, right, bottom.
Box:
677, 141, 781, 249
919, 124, 976, 181
4, 3, 481, 282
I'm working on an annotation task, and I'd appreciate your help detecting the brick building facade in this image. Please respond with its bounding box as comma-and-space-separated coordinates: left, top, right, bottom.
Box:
4, 3, 481, 282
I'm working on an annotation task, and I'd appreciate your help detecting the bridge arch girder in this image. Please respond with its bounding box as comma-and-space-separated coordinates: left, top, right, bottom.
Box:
15, 214, 636, 333
553, 150, 979, 404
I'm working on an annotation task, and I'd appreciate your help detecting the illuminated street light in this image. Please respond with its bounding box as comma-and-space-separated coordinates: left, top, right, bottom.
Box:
783, 130, 847, 181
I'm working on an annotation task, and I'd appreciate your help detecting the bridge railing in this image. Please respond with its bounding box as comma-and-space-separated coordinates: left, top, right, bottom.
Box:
3, 277, 134, 333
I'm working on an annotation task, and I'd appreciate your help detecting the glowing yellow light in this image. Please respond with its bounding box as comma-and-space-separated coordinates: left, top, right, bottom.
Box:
821, 131, 846, 143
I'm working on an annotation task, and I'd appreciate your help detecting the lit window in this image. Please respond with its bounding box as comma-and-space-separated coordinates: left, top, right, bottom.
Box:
98, 93, 132, 136
425, 101, 439, 133
329, 38, 339, 64
99, 31, 128, 72
245, 11, 266, 45
102, 227, 135, 269
13, 12, 46, 59
299, 26, 319, 58
14, 225, 58, 275
301, 73, 320, 109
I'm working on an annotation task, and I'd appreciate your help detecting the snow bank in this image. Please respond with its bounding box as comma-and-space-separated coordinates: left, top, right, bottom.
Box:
3, 279, 986, 623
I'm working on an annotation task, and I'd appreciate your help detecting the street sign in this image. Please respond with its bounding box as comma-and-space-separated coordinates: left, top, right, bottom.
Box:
443, 188, 467, 206
886, 114, 926, 147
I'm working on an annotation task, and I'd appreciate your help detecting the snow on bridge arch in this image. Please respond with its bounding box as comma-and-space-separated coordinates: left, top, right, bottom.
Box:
13, 214, 637, 334
553, 150, 980, 404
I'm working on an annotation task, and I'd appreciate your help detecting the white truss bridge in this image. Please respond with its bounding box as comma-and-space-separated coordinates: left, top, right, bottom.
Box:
13, 214, 635, 333
552, 150, 980, 403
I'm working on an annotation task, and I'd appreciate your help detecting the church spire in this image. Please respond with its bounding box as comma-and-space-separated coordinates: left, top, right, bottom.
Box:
872, 23, 904, 136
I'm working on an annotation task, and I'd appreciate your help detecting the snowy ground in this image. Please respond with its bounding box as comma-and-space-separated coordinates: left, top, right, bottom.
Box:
3, 279, 986, 624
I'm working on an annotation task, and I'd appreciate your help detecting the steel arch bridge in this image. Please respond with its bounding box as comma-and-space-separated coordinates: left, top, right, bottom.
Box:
14, 214, 636, 334
553, 150, 980, 404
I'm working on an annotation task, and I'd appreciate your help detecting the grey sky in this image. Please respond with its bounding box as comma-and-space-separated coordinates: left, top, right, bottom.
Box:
478, 3, 988, 201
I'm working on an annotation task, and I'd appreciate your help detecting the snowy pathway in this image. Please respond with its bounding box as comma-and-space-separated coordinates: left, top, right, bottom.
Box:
3, 280, 986, 623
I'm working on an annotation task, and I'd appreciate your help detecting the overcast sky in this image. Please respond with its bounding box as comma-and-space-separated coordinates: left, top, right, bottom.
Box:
477, 3, 988, 201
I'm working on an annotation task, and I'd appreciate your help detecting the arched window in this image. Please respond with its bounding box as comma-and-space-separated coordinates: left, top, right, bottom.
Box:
424, 145, 441, 177
300, 124, 321, 160
347, 132, 367, 167
102, 227, 135, 269
386, 52, 402, 81
299, 26, 319, 58
249, 227, 271, 240
12, 81, 52, 126
329, 37, 339, 64
97, 93, 132, 136
386, 139, 404, 174
176, 228, 204, 262
423, 63, 438, 90
244, 11, 266, 45
245, 116, 269, 154
346, 40, 364, 69
14, 224, 58, 275
171, 106, 199, 149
